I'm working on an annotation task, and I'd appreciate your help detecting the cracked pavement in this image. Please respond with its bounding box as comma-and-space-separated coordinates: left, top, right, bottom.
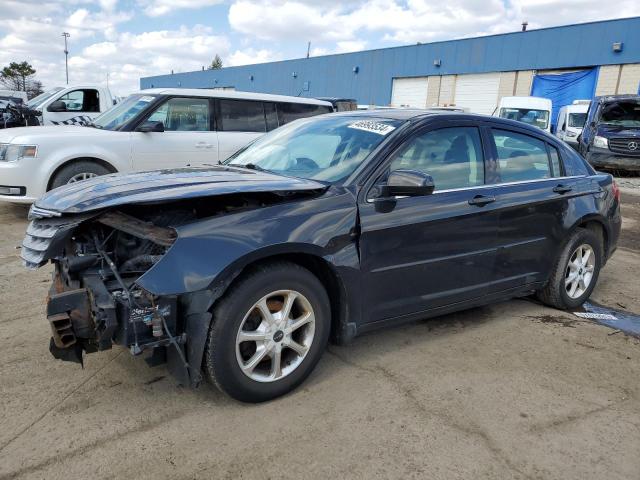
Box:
1, 191, 639, 480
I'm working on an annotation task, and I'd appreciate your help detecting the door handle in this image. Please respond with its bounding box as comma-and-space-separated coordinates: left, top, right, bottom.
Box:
468, 194, 496, 207
195, 142, 213, 149
552, 184, 573, 194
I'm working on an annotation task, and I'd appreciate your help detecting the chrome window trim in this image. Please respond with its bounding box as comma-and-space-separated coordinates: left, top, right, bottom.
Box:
366, 175, 587, 203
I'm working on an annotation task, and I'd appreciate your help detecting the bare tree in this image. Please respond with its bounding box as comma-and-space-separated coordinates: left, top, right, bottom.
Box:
0, 61, 37, 92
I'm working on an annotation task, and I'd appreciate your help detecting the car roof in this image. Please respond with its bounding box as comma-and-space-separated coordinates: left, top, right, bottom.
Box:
139, 88, 333, 106
330, 108, 561, 137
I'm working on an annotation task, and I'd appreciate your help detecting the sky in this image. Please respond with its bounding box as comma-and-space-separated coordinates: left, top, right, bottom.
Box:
1, 0, 639, 96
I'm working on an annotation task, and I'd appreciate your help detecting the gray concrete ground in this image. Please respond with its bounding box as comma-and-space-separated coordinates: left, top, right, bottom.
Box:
1, 188, 639, 480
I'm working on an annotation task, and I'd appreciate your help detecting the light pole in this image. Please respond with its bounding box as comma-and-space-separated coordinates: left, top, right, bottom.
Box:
62, 32, 70, 84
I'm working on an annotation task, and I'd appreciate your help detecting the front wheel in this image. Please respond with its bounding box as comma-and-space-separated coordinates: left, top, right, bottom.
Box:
537, 228, 602, 310
204, 262, 330, 402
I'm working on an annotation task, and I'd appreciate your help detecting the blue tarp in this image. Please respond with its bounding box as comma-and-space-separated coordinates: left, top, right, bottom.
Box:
531, 68, 598, 130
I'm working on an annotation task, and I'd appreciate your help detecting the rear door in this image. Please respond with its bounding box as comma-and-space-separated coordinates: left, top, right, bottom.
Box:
487, 125, 588, 291
131, 96, 218, 171
358, 120, 502, 324
215, 99, 267, 161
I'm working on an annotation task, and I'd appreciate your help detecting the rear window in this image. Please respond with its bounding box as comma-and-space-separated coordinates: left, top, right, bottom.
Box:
277, 102, 332, 126
492, 129, 551, 182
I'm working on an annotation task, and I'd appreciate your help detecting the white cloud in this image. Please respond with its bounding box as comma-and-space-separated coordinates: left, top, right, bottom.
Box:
229, 0, 640, 46
227, 48, 281, 66
2, 0, 640, 100
67, 26, 231, 93
139, 0, 223, 17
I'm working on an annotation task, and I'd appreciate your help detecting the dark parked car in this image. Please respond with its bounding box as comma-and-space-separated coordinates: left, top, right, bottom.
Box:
578, 94, 640, 172
23, 110, 621, 402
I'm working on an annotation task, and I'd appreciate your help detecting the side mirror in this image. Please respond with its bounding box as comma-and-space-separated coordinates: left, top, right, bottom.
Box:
379, 169, 435, 198
136, 121, 165, 133
47, 100, 67, 112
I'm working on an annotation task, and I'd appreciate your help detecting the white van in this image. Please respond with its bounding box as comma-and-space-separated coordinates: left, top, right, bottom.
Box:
0, 89, 333, 203
496, 96, 552, 132
555, 100, 590, 146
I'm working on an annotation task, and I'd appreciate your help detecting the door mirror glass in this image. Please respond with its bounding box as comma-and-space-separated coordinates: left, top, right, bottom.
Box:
47, 100, 67, 112
380, 169, 435, 197
136, 120, 165, 132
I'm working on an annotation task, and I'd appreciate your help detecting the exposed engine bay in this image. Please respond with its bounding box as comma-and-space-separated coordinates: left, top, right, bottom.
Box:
23, 191, 313, 385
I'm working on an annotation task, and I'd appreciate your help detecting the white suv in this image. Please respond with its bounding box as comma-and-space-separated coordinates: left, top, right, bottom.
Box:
0, 89, 333, 203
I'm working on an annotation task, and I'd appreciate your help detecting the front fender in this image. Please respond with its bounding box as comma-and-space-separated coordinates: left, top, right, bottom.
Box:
136, 188, 359, 296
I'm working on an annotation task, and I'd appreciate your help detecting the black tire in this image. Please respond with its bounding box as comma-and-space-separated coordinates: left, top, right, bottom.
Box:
50, 161, 111, 190
204, 261, 331, 402
537, 228, 602, 310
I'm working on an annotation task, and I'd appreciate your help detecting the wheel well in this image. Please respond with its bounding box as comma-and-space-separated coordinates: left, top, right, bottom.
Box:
577, 219, 608, 258
47, 157, 118, 191
216, 253, 349, 344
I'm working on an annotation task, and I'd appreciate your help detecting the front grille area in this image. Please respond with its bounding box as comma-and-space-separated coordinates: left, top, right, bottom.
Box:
609, 138, 640, 156
21, 217, 71, 269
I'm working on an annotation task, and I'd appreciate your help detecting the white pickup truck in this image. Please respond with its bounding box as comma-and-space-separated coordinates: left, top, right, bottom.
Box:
0, 85, 117, 129
0, 89, 333, 203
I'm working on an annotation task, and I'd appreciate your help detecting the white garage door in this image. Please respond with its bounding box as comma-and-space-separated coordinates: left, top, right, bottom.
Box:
391, 77, 429, 108
454, 73, 500, 115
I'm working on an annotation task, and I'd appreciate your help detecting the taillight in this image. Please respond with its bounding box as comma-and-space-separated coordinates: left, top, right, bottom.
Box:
612, 179, 621, 202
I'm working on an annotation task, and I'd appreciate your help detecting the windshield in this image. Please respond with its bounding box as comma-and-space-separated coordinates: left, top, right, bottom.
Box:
499, 108, 550, 129
600, 100, 640, 128
568, 112, 587, 128
91, 94, 158, 130
226, 115, 403, 183
26, 87, 64, 108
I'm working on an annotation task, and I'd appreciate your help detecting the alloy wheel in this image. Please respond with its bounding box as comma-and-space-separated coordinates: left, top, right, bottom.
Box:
235, 290, 315, 382
67, 172, 98, 183
565, 244, 595, 299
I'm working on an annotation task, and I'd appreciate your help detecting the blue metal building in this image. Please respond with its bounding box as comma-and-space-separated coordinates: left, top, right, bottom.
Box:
141, 17, 640, 115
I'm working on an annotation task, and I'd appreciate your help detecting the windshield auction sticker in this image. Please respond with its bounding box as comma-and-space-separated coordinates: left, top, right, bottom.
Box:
348, 120, 396, 135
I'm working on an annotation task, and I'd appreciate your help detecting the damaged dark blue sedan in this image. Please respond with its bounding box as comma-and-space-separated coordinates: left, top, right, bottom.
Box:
23, 110, 621, 402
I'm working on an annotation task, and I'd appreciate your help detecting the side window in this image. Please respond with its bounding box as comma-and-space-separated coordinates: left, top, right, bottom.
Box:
549, 146, 563, 177
264, 102, 279, 131
492, 129, 550, 182
146, 97, 210, 131
57, 89, 100, 112
277, 103, 332, 126
217, 99, 266, 132
388, 126, 484, 191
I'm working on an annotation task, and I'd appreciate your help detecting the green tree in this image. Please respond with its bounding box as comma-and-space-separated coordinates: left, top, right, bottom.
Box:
0, 61, 37, 92
209, 54, 223, 70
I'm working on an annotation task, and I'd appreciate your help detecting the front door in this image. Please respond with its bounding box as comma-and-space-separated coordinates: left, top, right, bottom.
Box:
359, 123, 501, 324
131, 96, 218, 171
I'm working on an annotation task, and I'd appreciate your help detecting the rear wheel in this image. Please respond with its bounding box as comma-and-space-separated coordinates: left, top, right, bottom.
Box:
50, 161, 111, 190
204, 262, 330, 402
537, 228, 602, 309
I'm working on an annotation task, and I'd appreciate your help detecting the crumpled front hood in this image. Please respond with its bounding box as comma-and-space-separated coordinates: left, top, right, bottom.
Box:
35, 166, 327, 214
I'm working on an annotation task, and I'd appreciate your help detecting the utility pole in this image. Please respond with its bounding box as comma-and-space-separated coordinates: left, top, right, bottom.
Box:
521, 21, 528, 32
306, 41, 311, 58
62, 32, 70, 84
